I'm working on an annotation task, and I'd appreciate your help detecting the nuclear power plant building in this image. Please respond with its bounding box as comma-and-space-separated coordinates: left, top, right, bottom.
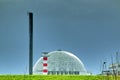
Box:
33, 50, 89, 75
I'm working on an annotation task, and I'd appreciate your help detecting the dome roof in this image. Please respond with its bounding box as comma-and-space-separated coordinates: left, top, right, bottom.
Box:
33, 50, 87, 74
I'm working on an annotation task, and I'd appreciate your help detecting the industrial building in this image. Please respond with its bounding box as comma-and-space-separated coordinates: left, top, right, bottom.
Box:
33, 50, 89, 75
108, 63, 120, 75
101, 52, 120, 75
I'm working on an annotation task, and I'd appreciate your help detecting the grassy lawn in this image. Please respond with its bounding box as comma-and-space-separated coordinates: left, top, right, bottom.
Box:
0, 75, 119, 80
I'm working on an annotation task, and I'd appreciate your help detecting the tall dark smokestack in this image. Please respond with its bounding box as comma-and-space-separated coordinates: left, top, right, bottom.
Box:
29, 12, 33, 75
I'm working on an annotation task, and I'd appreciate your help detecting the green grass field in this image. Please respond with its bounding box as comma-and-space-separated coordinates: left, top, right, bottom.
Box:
0, 75, 119, 80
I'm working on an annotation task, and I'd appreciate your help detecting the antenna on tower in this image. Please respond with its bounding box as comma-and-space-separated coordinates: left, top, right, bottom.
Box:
111, 55, 117, 80
116, 52, 119, 64
116, 52, 119, 76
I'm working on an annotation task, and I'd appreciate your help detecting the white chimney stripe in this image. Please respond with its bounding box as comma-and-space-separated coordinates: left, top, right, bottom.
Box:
43, 67, 48, 69
43, 73, 47, 75
43, 61, 47, 63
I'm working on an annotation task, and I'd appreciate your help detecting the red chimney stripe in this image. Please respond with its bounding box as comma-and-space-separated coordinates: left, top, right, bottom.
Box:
43, 69, 48, 72
43, 63, 48, 66
43, 57, 48, 60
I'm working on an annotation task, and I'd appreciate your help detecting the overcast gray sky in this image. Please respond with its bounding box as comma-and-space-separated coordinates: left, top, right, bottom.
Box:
0, 0, 120, 74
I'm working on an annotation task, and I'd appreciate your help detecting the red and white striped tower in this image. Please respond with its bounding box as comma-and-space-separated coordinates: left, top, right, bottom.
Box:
42, 52, 48, 75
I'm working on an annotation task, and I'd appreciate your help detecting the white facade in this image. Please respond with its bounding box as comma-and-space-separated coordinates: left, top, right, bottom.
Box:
33, 50, 88, 75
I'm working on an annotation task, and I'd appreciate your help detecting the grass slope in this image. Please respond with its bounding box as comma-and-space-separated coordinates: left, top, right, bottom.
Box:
0, 75, 119, 80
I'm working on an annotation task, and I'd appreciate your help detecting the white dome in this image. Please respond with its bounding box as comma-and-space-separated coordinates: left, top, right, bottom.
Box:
33, 50, 88, 75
